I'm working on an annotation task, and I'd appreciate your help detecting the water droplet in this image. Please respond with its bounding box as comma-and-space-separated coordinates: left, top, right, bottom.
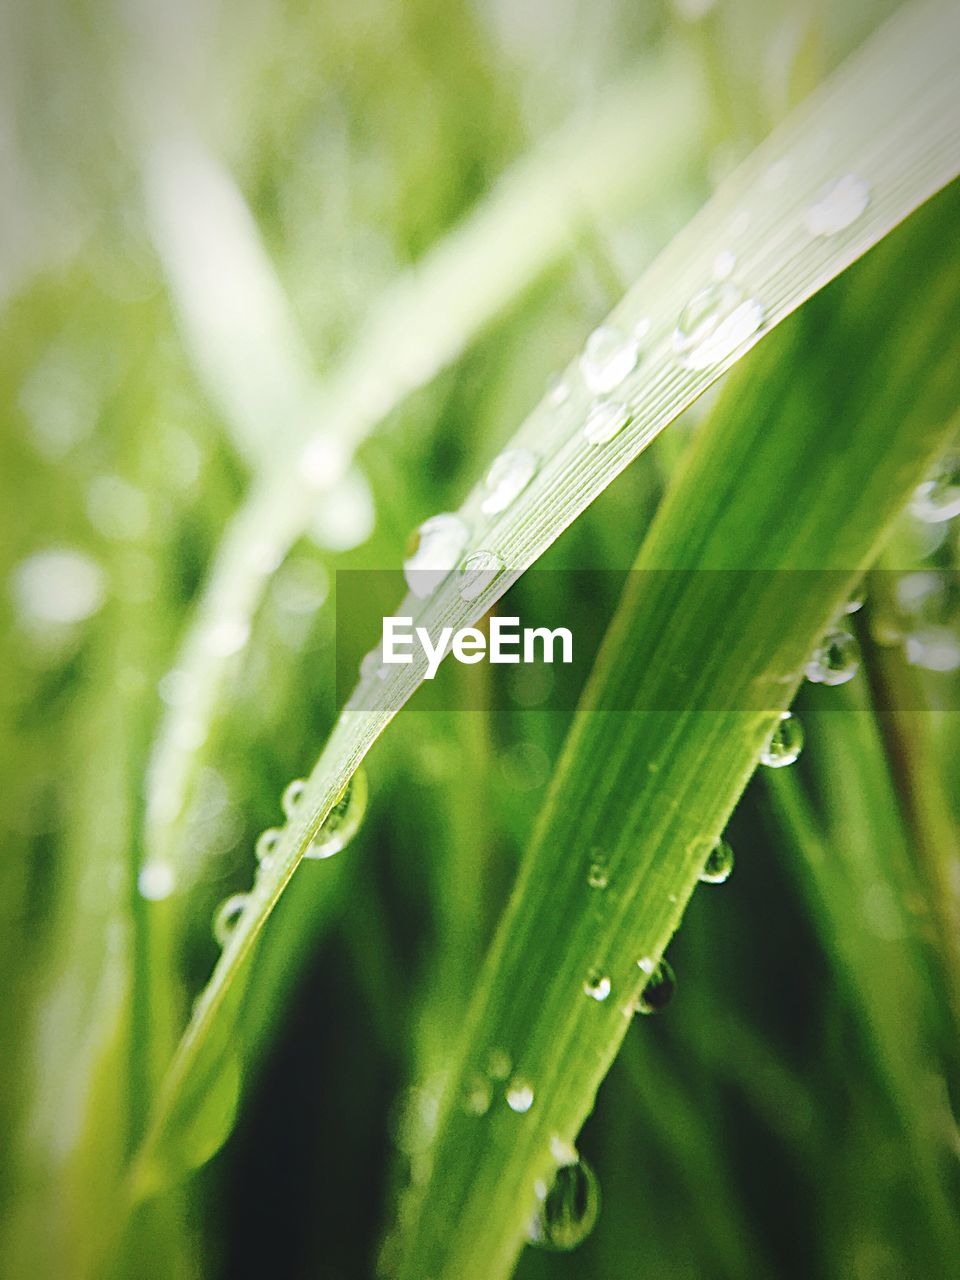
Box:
138, 861, 176, 901
636, 958, 676, 1014
587, 857, 609, 890
256, 827, 282, 865
910, 452, 960, 523
506, 1079, 535, 1113
546, 374, 571, 406
213, 892, 249, 947
844, 594, 865, 615
805, 629, 859, 686
579, 325, 640, 393
403, 514, 469, 598
673, 281, 764, 370
584, 972, 612, 1002
304, 769, 368, 859
458, 550, 504, 602
462, 1074, 492, 1116
905, 627, 960, 672
583, 399, 630, 445
481, 448, 538, 515
760, 711, 804, 768
699, 838, 734, 884
527, 1156, 600, 1252
805, 174, 870, 237
281, 778, 307, 817
486, 1048, 512, 1080
11, 548, 106, 627
712, 249, 736, 280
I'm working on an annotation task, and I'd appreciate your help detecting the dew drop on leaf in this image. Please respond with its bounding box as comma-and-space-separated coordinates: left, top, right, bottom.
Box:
457, 550, 504, 601
304, 769, 368, 859
699, 837, 734, 884
636, 957, 676, 1014
255, 827, 282, 866
281, 778, 307, 817
673, 280, 765, 370
481, 448, 538, 515
804, 173, 870, 237
579, 325, 640, 393
760, 711, 804, 768
527, 1156, 600, 1252
506, 1079, 535, 1113
583, 972, 612, 1002
213, 893, 249, 947
805, 628, 859, 685
909, 451, 960, 523
403, 513, 469, 598
583, 399, 630, 445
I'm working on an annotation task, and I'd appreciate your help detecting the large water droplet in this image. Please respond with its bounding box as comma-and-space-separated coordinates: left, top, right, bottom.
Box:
584, 972, 612, 1002
213, 892, 249, 947
760, 711, 804, 768
699, 838, 734, 884
458, 550, 504, 602
805, 174, 870, 237
304, 769, 368, 859
506, 1079, 535, 1113
403, 514, 469, 598
636, 958, 676, 1014
481, 448, 538, 515
805, 628, 859, 686
673, 281, 764, 370
579, 325, 640, 394
583, 399, 630, 445
281, 777, 307, 817
910, 452, 960, 523
527, 1157, 600, 1252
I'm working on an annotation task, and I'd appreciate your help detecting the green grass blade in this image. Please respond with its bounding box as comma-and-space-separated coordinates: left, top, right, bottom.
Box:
130, 0, 960, 1197
390, 186, 960, 1279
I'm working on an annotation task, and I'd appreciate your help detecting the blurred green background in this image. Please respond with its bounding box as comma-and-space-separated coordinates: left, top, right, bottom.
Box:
2, 0, 959, 1277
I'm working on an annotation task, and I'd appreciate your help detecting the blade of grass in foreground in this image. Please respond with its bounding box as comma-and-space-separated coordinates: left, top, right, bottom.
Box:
129, 0, 960, 1198
389, 186, 960, 1280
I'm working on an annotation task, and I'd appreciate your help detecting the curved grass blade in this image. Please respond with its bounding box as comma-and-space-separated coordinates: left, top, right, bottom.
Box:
389, 186, 960, 1279
142, 50, 706, 885
130, 0, 960, 1196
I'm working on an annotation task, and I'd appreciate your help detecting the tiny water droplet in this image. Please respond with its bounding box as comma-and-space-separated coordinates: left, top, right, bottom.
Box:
546, 373, 571, 406
583, 399, 630, 445
256, 827, 282, 865
713, 249, 736, 280
213, 892, 249, 947
584, 972, 612, 1002
579, 325, 640, 393
304, 769, 368, 859
805, 174, 870, 237
527, 1157, 600, 1252
587, 857, 609, 890
910, 452, 960, 523
281, 778, 307, 817
673, 281, 764, 370
486, 1048, 512, 1080
462, 1073, 492, 1116
699, 838, 734, 884
805, 629, 859, 686
481, 448, 538, 515
760, 711, 804, 768
636, 958, 676, 1014
404, 513, 469, 598
458, 550, 504, 602
360, 645, 389, 681
506, 1079, 535, 1113
843, 594, 865, 615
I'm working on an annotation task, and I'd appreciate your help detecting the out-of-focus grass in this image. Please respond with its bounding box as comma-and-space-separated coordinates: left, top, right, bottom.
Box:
1, 2, 958, 1279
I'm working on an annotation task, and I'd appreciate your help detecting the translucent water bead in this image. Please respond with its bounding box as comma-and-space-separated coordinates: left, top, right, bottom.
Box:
805, 629, 859, 686
304, 769, 368, 859
403, 513, 469, 598
583, 972, 612, 1002
506, 1079, 535, 1113
804, 174, 870, 238
760, 711, 804, 767
481, 448, 538, 515
910, 451, 960, 523
635, 957, 676, 1014
457, 550, 504, 602
579, 325, 640, 394
673, 281, 764, 370
698, 838, 734, 884
527, 1156, 601, 1252
213, 892, 249, 947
